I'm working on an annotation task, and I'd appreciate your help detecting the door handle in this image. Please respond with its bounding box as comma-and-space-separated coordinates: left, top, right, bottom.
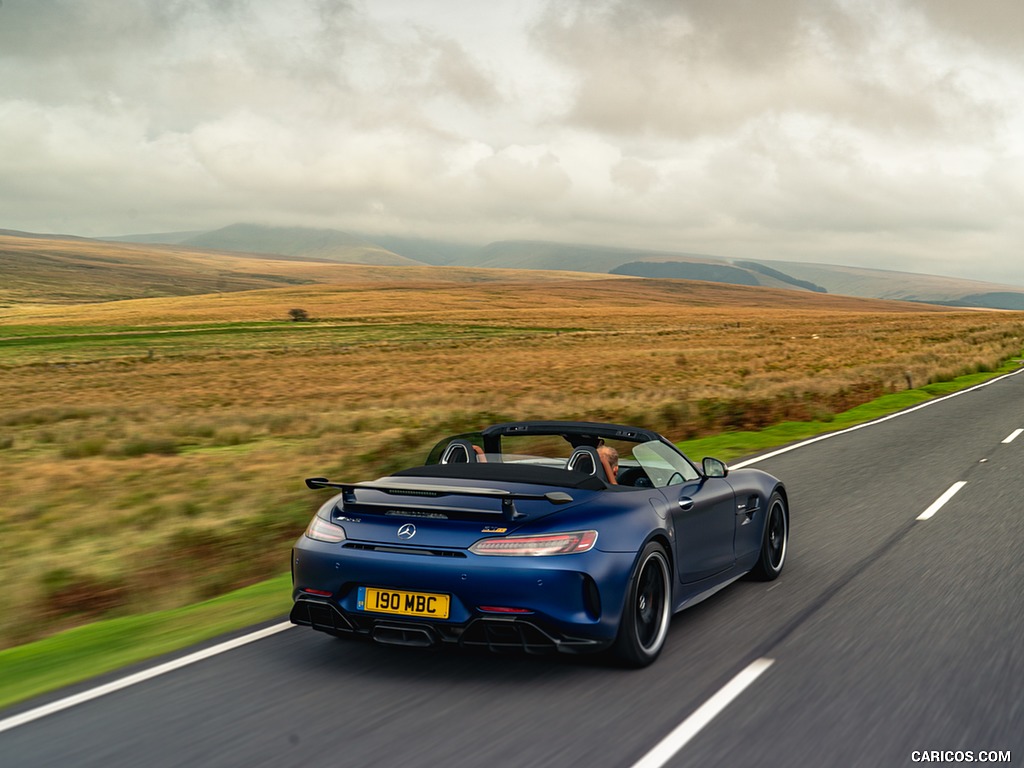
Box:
678, 497, 694, 511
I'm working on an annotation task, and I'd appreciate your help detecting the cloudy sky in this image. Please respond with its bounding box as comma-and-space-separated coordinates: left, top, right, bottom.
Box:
2, 0, 1024, 285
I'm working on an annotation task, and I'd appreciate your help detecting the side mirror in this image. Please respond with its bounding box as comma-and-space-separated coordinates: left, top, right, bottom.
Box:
702, 457, 729, 478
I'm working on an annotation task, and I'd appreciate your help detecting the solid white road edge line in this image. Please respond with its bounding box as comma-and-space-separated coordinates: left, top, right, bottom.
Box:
917, 481, 968, 521
0, 621, 294, 735
731, 366, 1024, 470
4, 368, 1018, 734
630, 658, 774, 768
1002, 428, 1023, 444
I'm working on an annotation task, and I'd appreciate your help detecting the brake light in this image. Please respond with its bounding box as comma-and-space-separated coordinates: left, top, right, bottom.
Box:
305, 516, 346, 543
469, 530, 598, 556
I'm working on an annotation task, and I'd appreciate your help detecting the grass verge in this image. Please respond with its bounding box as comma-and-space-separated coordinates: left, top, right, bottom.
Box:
2, 360, 1021, 711
0, 574, 292, 711
675, 364, 1022, 462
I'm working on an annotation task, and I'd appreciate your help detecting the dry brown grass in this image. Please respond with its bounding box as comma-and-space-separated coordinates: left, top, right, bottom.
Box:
1, 266, 1022, 648
0, 232, 613, 307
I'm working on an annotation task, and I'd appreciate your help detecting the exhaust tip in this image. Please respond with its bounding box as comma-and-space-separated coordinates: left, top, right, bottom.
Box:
372, 624, 436, 648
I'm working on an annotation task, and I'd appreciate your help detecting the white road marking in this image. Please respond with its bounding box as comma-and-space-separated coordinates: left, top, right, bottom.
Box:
630, 658, 774, 768
4, 366, 1021, 736
643, 370, 1019, 763
917, 481, 968, 521
0, 621, 294, 735
731, 367, 1024, 470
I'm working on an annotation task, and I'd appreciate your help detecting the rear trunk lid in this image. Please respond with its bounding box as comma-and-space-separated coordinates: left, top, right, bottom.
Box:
312, 469, 599, 549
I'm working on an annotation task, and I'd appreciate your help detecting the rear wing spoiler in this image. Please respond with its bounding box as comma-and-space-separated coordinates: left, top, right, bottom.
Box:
305, 477, 573, 521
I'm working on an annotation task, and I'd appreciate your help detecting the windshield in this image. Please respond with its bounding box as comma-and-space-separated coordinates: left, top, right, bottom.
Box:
425, 433, 699, 489
631, 440, 700, 487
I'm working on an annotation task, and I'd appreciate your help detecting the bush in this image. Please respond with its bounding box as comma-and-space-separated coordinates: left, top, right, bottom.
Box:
112, 436, 180, 457
40, 568, 129, 617
60, 438, 108, 459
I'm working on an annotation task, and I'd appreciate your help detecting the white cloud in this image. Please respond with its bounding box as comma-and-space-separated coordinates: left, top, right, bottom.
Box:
0, 0, 1023, 284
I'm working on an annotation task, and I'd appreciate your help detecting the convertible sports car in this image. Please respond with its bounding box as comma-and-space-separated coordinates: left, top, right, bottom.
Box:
290, 420, 788, 667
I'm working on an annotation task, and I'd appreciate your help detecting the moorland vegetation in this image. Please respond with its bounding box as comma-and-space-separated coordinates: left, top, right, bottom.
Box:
2, 241, 1023, 650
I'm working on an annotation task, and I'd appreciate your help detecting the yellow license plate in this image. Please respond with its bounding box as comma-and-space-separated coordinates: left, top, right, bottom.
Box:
357, 587, 450, 619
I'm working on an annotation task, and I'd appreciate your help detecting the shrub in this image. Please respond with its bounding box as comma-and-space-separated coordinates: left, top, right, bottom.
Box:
112, 436, 180, 457
212, 427, 253, 447
60, 438, 108, 459
40, 568, 129, 617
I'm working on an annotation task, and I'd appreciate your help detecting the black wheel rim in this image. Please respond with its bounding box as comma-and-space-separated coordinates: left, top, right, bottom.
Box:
766, 500, 787, 571
634, 553, 669, 651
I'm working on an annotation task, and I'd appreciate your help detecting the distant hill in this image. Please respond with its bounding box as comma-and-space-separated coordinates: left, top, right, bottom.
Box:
94, 223, 1024, 309
610, 259, 834, 293
105, 230, 208, 245
611, 261, 760, 286
948, 292, 1024, 310
462, 240, 729, 274
1, 228, 95, 242
106, 224, 423, 267
733, 261, 828, 293
422, 239, 1024, 309
756, 260, 1024, 307
0, 231, 351, 304
0, 229, 618, 305
363, 235, 480, 266
178, 223, 422, 267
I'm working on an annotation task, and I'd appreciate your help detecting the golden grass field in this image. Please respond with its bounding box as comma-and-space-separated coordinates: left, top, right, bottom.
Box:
2, 237, 1023, 649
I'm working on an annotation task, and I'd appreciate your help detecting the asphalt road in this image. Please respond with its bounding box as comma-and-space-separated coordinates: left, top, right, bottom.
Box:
3, 370, 1023, 768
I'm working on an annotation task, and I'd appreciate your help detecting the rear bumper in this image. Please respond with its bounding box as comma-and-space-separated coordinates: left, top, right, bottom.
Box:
290, 536, 638, 653
290, 596, 608, 654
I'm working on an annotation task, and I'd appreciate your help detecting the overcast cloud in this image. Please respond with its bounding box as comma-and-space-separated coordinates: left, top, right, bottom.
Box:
2, 0, 1023, 284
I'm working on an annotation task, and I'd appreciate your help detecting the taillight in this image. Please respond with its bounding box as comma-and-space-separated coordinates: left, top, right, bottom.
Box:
469, 530, 598, 556
305, 516, 346, 543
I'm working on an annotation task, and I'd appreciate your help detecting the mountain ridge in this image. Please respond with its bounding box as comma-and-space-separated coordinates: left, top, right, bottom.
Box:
5, 223, 1022, 309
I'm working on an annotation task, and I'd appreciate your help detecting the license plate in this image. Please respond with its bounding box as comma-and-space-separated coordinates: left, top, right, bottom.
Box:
357, 586, 450, 619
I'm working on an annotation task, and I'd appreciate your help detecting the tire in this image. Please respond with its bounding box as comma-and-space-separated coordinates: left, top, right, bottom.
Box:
612, 541, 672, 667
748, 491, 787, 581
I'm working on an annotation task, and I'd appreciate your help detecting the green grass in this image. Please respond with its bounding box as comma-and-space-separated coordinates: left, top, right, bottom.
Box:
0, 574, 292, 711
0, 321, 275, 338
676, 364, 1019, 462
0, 321, 571, 363
1, 361, 1020, 712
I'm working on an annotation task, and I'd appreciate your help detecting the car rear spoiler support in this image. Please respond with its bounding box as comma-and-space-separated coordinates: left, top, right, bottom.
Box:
305, 478, 573, 521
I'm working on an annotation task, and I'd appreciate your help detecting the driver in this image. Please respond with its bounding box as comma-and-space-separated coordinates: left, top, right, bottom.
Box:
597, 443, 619, 484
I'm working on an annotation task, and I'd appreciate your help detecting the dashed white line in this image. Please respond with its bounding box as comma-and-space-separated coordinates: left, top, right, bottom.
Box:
630, 658, 774, 768
629, 368, 1024, 764
0, 621, 293, 735
917, 481, 968, 521
5, 367, 1020, 738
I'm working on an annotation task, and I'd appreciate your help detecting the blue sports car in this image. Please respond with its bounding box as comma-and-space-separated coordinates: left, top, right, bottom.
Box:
290, 421, 788, 667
